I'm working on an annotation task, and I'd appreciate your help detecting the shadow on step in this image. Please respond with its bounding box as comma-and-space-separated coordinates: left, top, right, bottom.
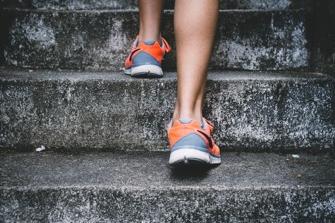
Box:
169, 162, 220, 180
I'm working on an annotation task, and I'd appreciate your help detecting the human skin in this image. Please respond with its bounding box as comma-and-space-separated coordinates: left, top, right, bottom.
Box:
138, 0, 219, 124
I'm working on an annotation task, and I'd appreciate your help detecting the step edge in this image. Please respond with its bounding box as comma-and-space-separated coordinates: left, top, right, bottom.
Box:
0, 69, 333, 82
0, 7, 305, 13
1, 185, 334, 191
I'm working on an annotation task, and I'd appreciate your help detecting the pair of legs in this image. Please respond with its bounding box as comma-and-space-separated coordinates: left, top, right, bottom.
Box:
139, 0, 219, 123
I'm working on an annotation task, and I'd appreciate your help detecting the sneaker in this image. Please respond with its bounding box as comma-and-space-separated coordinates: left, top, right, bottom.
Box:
202, 117, 215, 135
124, 35, 171, 78
167, 118, 221, 166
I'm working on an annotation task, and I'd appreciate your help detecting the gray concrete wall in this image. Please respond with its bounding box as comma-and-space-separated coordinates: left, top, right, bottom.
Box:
307, 0, 335, 74
0, 10, 309, 71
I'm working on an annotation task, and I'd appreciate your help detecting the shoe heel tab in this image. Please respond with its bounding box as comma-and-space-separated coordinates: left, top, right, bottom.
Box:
179, 118, 192, 124
143, 39, 156, 45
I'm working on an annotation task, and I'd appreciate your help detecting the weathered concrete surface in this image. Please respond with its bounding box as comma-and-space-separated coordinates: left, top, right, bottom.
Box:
0, 0, 310, 10
0, 9, 309, 71
0, 69, 334, 152
0, 152, 334, 222
307, 0, 335, 74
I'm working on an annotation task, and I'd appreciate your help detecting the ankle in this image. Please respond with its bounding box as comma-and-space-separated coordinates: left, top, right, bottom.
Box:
138, 33, 162, 45
172, 111, 202, 125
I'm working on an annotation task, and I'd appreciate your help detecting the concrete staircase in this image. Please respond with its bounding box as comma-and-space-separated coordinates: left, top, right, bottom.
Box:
0, 0, 334, 222
1, 152, 335, 222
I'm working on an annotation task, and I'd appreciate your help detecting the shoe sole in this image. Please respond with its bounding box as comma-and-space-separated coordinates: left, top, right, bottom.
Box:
169, 148, 221, 166
124, 65, 163, 78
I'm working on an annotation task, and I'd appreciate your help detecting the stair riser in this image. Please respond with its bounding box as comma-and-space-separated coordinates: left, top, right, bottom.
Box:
1, 10, 309, 71
0, 0, 310, 10
1, 75, 334, 151
1, 188, 334, 222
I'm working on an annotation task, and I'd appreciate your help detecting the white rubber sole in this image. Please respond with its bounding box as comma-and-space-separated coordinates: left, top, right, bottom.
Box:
169, 148, 221, 166
124, 65, 163, 78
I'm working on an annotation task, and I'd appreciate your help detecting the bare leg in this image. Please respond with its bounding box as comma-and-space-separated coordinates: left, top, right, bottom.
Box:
173, 0, 219, 123
138, 0, 164, 42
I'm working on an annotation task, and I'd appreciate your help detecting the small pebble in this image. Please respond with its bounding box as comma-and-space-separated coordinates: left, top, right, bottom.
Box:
292, 154, 300, 159
35, 145, 46, 152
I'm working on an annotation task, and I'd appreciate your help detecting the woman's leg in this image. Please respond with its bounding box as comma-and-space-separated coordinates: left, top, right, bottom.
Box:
138, 0, 164, 42
173, 0, 219, 123
125, 0, 169, 77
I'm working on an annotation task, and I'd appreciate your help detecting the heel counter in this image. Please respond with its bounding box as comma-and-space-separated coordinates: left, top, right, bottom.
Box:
171, 133, 208, 152
132, 52, 161, 67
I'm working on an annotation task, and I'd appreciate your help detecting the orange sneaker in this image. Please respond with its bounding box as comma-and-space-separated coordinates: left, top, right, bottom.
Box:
167, 118, 221, 166
124, 35, 171, 78
203, 117, 215, 135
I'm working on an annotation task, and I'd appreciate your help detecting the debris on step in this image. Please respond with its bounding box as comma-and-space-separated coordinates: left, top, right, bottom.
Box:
35, 145, 46, 152
292, 154, 300, 159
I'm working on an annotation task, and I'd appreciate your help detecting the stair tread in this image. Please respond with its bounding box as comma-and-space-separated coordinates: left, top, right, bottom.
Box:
0, 0, 308, 10
0, 68, 332, 81
1, 8, 304, 12
1, 151, 334, 189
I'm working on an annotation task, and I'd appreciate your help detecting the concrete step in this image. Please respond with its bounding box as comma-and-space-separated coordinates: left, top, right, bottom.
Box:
0, 9, 309, 71
0, 0, 310, 10
0, 68, 334, 152
0, 151, 334, 222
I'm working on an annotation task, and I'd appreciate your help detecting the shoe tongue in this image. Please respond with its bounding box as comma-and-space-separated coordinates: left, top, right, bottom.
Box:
143, 39, 155, 45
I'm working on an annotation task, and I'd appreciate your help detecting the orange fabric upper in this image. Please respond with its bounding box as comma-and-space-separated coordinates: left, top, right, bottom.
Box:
167, 119, 220, 157
124, 36, 171, 69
